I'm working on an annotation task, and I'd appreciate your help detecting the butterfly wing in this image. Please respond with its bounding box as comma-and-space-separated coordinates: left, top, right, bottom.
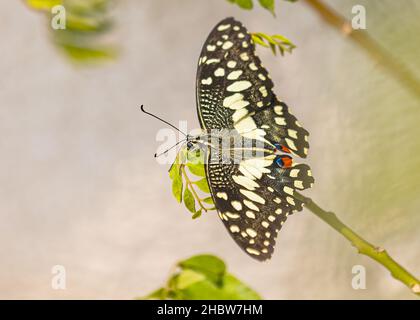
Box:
196, 17, 309, 158
196, 17, 313, 260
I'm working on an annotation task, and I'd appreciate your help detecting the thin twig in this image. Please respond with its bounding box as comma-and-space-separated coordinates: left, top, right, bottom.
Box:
304, 0, 420, 99
294, 192, 420, 296
180, 165, 209, 212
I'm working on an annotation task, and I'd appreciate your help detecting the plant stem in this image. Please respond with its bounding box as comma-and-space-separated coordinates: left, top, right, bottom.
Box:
304, 0, 420, 99
180, 165, 209, 212
294, 192, 420, 296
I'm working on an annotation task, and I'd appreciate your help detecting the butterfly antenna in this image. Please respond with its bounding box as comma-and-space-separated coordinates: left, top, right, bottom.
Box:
140, 105, 187, 137
154, 138, 187, 158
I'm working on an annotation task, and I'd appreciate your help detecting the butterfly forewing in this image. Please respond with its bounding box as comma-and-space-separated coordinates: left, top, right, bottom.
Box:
196, 17, 313, 260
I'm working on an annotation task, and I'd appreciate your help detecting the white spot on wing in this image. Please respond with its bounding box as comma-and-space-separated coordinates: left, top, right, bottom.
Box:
201, 77, 212, 85
246, 228, 257, 238
284, 186, 294, 195
243, 200, 259, 211
227, 81, 252, 92
230, 225, 240, 233
217, 24, 231, 31
246, 247, 260, 255
246, 211, 256, 219
232, 108, 248, 123
249, 63, 257, 71
206, 58, 220, 64
227, 61, 237, 68
240, 189, 266, 204
289, 169, 299, 177
216, 192, 228, 200
232, 175, 259, 191
231, 201, 242, 211
275, 117, 286, 126
240, 52, 249, 61
222, 41, 233, 50
227, 70, 243, 80
226, 212, 240, 219
214, 68, 225, 77
288, 129, 298, 139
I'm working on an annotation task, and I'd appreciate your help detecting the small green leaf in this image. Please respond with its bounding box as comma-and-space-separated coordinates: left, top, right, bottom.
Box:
272, 34, 293, 44
187, 162, 206, 177
269, 42, 277, 55
252, 32, 296, 57
227, 0, 254, 10
192, 209, 202, 219
169, 163, 179, 180
251, 34, 269, 47
58, 44, 116, 62
184, 187, 196, 213
194, 178, 210, 193
179, 254, 226, 286
255, 32, 277, 45
172, 173, 183, 203
202, 197, 214, 205
258, 0, 275, 15
26, 0, 61, 10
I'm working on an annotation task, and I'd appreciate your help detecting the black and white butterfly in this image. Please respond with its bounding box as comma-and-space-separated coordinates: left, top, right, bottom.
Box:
144, 17, 314, 261
186, 17, 314, 261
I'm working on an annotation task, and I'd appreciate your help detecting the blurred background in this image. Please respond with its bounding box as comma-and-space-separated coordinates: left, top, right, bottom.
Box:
0, 0, 419, 299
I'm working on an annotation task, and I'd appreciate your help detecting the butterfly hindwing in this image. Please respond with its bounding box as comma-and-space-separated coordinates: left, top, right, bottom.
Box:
206, 154, 313, 261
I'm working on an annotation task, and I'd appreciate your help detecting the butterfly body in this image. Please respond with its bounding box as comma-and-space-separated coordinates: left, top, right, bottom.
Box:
193, 18, 314, 261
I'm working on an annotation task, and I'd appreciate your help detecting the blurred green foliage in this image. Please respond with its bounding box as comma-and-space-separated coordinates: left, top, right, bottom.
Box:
25, 0, 116, 63
227, 0, 275, 14
141, 254, 262, 300
226, 0, 298, 15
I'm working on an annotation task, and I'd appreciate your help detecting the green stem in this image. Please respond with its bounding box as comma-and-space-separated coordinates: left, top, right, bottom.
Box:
295, 192, 420, 296
304, 0, 420, 99
181, 165, 210, 212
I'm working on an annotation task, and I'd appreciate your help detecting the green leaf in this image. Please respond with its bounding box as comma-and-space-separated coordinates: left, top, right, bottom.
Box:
58, 44, 116, 62
140, 254, 262, 300
255, 32, 277, 45
194, 178, 210, 193
169, 162, 180, 180
252, 32, 296, 57
202, 197, 214, 205
269, 42, 277, 55
251, 34, 269, 47
172, 172, 183, 203
26, 0, 116, 64
272, 34, 293, 44
179, 254, 226, 286
258, 0, 275, 15
187, 162, 206, 177
173, 273, 261, 300
227, 0, 254, 10
26, 0, 61, 10
183, 187, 196, 213
174, 269, 206, 290
219, 274, 262, 299
192, 209, 202, 219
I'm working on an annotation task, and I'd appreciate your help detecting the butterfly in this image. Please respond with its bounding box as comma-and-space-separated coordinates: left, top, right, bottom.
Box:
186, 17, 314, 261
